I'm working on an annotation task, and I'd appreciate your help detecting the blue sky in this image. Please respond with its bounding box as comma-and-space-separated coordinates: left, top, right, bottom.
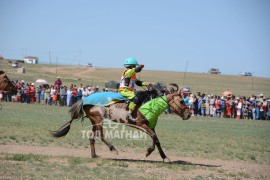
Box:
1, 0, 270, 77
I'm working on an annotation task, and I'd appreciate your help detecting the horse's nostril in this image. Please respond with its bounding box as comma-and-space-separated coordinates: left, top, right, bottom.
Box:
184, 115, 191, 120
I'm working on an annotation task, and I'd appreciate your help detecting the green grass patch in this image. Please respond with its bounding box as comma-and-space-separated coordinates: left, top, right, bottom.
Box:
249, 154, 256, 161
9, 135, 16, 140
4, 154, 45, 162
68, 157, 82, 165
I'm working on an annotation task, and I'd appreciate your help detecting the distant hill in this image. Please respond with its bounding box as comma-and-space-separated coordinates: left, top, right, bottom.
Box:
1, 59, 269, 97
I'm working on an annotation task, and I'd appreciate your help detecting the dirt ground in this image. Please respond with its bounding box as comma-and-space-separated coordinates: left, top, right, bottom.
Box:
1, 144, 269, 179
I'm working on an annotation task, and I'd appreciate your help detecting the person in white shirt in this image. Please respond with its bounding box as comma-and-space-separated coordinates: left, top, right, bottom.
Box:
189, 94, 194, 116
82, 87, 88, 99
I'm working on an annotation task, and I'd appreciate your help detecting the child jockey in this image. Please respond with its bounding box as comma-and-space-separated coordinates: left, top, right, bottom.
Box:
119, 57, 148, 122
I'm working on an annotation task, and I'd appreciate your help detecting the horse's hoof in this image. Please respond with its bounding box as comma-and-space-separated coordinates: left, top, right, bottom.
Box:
91, 154, 100, 158
145, 149, 152, 157
146, 147, 154, 157
111, 148, 118, 155
163, 157, 171, 163
110, 146, 118, 155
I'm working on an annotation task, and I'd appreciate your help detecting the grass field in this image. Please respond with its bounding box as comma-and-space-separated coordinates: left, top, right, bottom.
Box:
0, 102, 270, 179
1, 59, 270, 179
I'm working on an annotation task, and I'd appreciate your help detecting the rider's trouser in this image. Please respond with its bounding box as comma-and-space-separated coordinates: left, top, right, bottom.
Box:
119, 88, 136, 111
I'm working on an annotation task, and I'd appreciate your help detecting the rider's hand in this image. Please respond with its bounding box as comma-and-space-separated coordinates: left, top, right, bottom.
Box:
143, 82, 152, 87
146, 83, 153, 90
139, 64, 144, 69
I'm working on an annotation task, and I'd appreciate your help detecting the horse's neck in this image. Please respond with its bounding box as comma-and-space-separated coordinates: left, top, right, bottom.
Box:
0, 80, 16, 93
0, 79, 7, 90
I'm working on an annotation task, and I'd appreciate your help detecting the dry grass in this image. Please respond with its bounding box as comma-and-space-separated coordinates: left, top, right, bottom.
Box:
1, 59, 269, 97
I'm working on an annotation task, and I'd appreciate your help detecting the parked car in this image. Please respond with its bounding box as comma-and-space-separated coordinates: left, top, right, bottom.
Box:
11, 63, 18, 68
240, 72, 252, 76
208, 68, 221, 74
86, 63, 92, 67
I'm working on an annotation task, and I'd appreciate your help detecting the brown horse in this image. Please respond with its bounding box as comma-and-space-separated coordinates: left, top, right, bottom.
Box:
51, 83, 191, 162
0, 70, 17, 94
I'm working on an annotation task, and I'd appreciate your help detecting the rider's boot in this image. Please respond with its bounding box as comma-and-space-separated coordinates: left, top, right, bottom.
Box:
127, 102, 136, 122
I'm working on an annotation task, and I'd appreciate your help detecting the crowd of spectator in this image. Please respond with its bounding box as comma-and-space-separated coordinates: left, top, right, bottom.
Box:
0, 78, 270, 120
178, 92, 270, 120
0, 77, 117, 107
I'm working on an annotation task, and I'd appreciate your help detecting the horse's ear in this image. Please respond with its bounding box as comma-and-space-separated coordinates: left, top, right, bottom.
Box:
3, 72, 7, 78
168, 83, 178, 91
168, 83, 180, 94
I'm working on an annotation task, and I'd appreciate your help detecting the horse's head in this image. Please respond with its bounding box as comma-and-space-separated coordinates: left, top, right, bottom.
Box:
0, 71, 17, 94
136, 82, 191, 120
166, 83, 191, 120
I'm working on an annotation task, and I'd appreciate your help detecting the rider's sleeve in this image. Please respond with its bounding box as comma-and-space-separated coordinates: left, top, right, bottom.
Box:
135, 80, 147, 86
135, 66, 142, 73
124, 68, 136, 78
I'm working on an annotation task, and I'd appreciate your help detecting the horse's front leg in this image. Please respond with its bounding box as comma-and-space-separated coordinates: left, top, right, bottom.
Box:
132, 113, 170, 162
135, 114, 156, 158
146, 133, 155, 157
153, 131, 171, 163
139, 125, 158, 158
144, 128, 170, 163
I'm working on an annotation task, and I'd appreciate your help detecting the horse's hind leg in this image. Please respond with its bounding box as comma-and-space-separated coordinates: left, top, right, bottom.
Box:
89, 125, 99, 158
85, 105, 102, 158
89, 123, 113, 158
93, 117, 118, 154
88, 108, 118, 156
100, 129, 118, 155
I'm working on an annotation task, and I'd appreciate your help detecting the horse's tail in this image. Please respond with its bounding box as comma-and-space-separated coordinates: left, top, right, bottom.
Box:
50, 100, 84, 138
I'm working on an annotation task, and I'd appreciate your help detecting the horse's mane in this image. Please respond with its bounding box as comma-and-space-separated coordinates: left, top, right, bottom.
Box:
135, 82, 170, 104
152, 82, 170, 95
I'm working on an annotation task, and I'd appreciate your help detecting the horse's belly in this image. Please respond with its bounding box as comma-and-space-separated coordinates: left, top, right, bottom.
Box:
90, 106, 106, 117
106, 104, 129, 123
89, 103, 128, 123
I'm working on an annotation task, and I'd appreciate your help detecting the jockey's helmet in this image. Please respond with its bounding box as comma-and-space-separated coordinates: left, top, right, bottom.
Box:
124, 57, 138, 67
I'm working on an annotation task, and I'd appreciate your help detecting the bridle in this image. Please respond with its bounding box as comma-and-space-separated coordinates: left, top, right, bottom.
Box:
167, 94, 188, 115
